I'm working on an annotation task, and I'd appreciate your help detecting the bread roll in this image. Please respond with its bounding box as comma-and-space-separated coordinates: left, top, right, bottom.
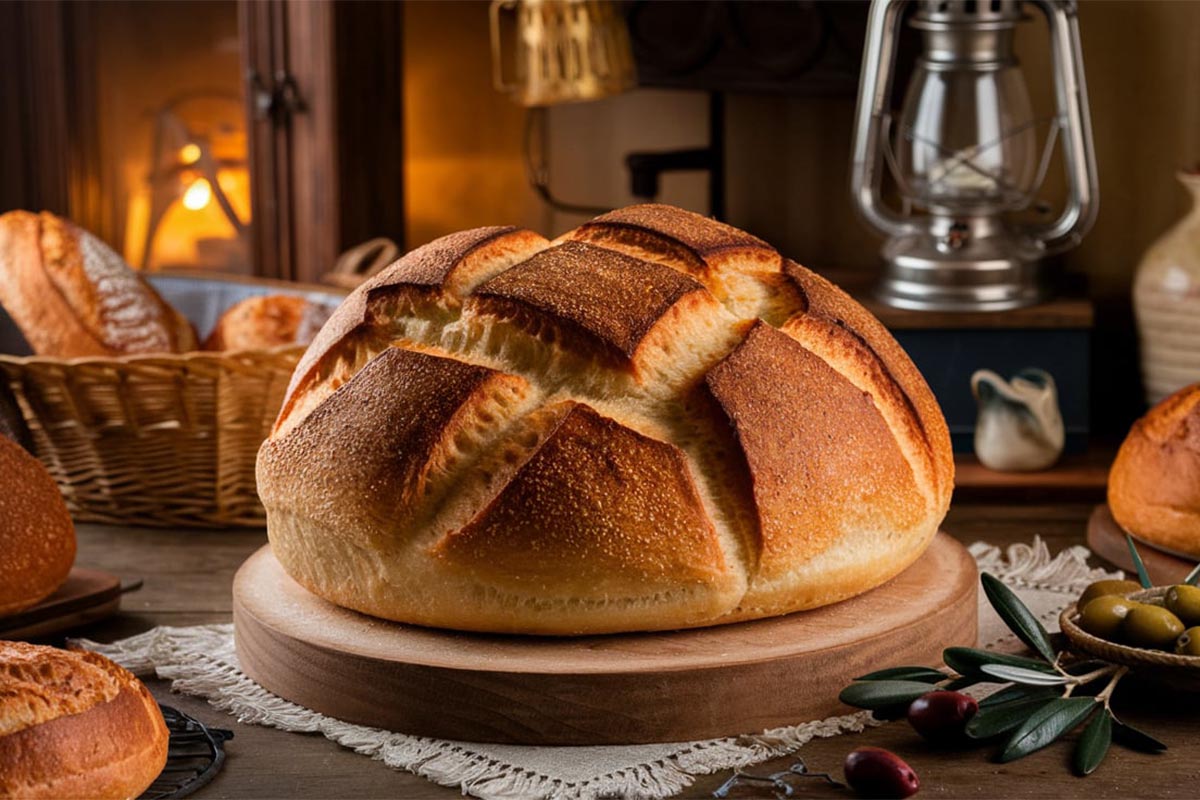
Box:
0, 210, 197, 357
257, 204, 954, 635
0, 641, 168, 799
0, 435, 75, 616
1109, 383, 1200, 557
203, 294, 332, 352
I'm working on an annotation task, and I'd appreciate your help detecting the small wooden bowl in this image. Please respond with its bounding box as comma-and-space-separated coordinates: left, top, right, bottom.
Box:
1060, 587, 1200, 692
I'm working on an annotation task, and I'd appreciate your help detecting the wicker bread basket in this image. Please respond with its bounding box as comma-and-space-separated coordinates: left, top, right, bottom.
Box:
0, 273, 344, 528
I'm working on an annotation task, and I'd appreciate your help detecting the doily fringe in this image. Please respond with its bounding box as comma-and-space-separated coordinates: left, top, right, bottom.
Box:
74, 536, 1110, 800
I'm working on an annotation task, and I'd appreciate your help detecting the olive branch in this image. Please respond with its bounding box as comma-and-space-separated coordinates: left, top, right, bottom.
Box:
839, 565, 1171, 776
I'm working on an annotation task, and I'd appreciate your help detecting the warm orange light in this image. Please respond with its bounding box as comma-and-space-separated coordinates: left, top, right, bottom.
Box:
182, 178, 212, 210
179, 143, 202, 164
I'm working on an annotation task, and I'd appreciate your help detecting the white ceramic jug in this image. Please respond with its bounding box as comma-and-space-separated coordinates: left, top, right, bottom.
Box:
971, 368, 1065, 472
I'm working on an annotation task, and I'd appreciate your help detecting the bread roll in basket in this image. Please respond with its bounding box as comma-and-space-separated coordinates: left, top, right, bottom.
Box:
258, 205, 954, 634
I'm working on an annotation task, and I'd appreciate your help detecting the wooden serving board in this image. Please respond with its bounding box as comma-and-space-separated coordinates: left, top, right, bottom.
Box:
0, 567, 126, 640
233, 533, 977, 745
1087, 504, 1197, 585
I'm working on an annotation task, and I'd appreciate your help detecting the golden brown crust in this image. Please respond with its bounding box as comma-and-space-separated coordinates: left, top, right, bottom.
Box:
203, 294, 331, 352
470, 240, 707, 365
0, 643, 168, 800
279, 226, 548, 423
781, 260, 954, 504
259, 345, 532, 540
0, 210, 195, 356
566, 204, 780, 284
1109, 383, 1200, 557
260, 205, 954, 634
432, 402, 731, 595
0, 437, 75, 616
705, 322, 925, 580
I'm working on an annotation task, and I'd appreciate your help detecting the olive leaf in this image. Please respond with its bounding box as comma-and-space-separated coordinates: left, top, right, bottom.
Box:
1074, 707, 1112, 776
1125, 534, 1153, 589
999, 697, 1098, 762
1111, 717, 1168, 753
943, 646, 1056, 677
981, 573, 1057, 662
980, 664, 1071, 686
979, 684, 1059, 709
853, 666, 947, 683
1184, 560, 1200, 587
870, 703, 914, 722
838, 680, 934, 710
966, 696, 1059, 740
941, 675, 982, 692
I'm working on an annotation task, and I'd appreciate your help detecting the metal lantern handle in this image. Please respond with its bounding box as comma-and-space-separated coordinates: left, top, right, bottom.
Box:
1025, 0, 1098, 254
849, 0, 918, 241
850, 0, 1099, 252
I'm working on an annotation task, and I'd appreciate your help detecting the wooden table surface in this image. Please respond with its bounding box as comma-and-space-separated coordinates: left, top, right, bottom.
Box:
62, 503, 1199, 799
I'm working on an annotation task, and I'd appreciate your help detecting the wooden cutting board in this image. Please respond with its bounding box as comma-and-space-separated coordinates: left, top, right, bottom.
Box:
233, 533, 977, 745
1086, 504, 1197, 585
0, 568, 127, 640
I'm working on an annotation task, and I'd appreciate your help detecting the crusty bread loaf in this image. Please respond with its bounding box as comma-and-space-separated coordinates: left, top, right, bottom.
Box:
0, 210, 197, 357
0, 435, 75, 616
203, 294, 332, 352
1109, 383, 1200, 558
0, 641, 168, 799
257, 205, 954, 635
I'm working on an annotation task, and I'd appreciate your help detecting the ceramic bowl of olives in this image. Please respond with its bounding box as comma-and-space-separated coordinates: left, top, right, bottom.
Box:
1061, 582, 1200, 692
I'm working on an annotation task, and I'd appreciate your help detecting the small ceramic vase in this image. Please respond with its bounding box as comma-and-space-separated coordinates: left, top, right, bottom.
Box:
971, 368, 1065, 472
1135, 169, 1200, 405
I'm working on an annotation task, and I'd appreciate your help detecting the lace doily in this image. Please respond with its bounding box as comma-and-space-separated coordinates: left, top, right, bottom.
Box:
75, 537, 1116, 800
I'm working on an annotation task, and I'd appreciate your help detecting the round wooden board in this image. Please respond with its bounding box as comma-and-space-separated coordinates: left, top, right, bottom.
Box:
1086, 504, 1197, 585
233, 533, 977, 745
0, 568, 123, 640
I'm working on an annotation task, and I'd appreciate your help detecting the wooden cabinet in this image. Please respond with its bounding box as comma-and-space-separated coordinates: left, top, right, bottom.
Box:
0, 0, 404, 283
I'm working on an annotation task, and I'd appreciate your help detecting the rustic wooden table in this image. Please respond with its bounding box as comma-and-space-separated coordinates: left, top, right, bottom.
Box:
67, 503, 1199, 799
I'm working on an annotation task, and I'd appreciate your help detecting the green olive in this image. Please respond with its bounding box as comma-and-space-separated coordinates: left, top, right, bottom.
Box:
1078, 579, 1143, 609
1121, 604, 1186, 649
1176, 627, 1200, 657
1079, 595, 1137, 640
1165, 585, 1200, 627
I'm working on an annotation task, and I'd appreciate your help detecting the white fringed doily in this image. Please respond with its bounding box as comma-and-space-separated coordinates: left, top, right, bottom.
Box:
74, 537, 1118, 800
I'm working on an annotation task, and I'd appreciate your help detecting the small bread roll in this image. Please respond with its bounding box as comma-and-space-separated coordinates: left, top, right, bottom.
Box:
203, 294, 332, 352
1109, 383, 1200, 557
0, 210, 197, 357
0, 641, 169, 799
0, 435, 75, 616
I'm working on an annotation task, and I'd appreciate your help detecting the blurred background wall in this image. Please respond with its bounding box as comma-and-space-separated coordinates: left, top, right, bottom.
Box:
403, 0, 1200, 434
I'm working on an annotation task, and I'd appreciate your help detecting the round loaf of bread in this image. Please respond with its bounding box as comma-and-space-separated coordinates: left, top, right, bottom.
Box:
0, 210, 197, 357
203, 294, 332, 352
1109, 383, 1200, 557
0, 435, 75, 616
257, 205, 954, 635
0, 641, 168, 798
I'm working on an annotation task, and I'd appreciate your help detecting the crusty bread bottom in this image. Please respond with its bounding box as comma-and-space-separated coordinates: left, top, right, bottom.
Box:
267, 508, 939, 636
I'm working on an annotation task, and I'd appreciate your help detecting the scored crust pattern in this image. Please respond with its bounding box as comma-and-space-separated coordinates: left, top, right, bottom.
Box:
257, 205, 954, 635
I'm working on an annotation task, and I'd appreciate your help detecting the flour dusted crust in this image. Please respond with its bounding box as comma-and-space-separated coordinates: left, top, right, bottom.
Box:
1109, 383, 1200, 558
258, 205, 954, 634
0, 436, 75, 616
0, 210, 196, 357
0, 642, 168, 799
